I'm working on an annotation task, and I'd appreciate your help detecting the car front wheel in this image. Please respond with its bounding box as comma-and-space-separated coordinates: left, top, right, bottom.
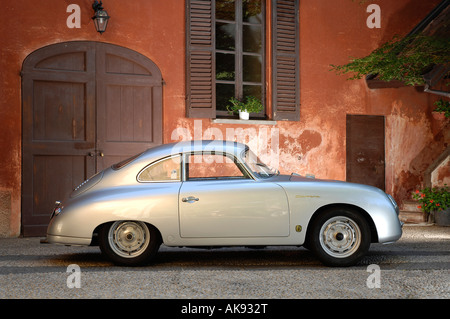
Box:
99, 221, 160, 266
307, 208, 371, 267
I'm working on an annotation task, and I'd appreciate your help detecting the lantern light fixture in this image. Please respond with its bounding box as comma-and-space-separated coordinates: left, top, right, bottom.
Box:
92, 0, 110, 34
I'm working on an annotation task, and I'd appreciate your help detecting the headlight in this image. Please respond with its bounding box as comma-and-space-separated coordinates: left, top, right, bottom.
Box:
387, 194, 399, 215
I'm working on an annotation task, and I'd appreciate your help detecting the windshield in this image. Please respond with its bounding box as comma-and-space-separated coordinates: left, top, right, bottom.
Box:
243, 149, 278, 178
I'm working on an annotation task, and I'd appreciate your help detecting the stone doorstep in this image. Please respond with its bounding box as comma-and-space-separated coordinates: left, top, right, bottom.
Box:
402, 200, 422, 213
399, 199, 431, 224
399, 210, 428, 224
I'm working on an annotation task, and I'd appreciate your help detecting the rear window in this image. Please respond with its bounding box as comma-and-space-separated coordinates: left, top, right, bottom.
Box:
138, 155, 181, 182
112, 152, 143, 170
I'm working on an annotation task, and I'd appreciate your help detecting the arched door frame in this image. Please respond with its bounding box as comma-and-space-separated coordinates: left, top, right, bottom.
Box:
21, 41, 163, 236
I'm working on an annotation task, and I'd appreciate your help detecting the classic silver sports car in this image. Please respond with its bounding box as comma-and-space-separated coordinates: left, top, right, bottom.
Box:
46, 140, 402, 267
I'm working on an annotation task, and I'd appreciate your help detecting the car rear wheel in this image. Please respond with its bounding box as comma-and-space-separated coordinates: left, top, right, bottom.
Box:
99, 221, 160, 266
307, 208, 371, 267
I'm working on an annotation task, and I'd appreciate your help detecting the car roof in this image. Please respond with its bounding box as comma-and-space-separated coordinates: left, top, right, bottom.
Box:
134, 140, 248, 165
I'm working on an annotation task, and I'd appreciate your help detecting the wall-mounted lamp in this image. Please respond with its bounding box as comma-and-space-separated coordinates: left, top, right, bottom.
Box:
92, 1, 110, 34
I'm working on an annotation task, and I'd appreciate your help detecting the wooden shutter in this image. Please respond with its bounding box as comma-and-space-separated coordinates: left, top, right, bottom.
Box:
272, 0, 300, 121
186, 0, 215, 118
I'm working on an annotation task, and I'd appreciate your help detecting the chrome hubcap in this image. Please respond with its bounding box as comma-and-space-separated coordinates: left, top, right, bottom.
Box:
108, 221, 150, 258
319, 216, 361, 258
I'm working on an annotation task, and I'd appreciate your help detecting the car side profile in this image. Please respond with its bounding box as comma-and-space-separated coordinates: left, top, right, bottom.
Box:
46, 140, 402, 267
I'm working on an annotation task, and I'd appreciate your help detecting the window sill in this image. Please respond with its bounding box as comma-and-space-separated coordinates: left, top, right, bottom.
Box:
212, 118, 277, 125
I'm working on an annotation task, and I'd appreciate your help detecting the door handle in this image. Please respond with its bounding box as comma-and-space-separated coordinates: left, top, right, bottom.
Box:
182, 196, 199, 203
87, 151, 104, 157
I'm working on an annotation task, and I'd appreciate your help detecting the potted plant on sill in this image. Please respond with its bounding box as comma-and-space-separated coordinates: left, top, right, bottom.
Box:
226, 96, 263, 120
413, 185, 450, 226
432, 99, 450, 121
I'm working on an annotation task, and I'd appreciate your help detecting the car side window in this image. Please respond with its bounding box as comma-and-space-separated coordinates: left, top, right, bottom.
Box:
186, 153, 250, 181
138, 155, 181, 182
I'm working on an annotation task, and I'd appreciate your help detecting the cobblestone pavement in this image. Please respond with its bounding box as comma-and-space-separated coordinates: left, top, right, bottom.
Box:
0, 225, 448, 300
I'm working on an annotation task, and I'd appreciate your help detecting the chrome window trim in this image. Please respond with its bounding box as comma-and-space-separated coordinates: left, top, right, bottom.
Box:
137, 154, 182, 183
183, 151, 255, 181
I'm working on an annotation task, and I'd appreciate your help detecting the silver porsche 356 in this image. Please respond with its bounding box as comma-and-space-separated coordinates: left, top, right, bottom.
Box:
46, 140, 402, 267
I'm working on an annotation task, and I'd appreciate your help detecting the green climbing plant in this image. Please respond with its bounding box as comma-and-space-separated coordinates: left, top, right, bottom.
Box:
433, 99, 450, 118
331, 34, 450, 86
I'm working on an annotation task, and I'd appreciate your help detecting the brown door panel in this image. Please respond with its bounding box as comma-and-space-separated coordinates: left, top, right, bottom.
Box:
346, 115, 385, 190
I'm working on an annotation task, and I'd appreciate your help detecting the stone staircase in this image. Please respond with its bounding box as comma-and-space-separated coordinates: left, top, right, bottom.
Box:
399, 200, 428, 224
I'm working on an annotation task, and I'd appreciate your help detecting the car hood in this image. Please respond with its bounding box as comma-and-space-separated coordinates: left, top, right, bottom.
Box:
269, 173, 385, 193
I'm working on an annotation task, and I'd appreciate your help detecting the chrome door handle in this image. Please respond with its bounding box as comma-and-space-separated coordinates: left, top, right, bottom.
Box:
182, 196, 199, 203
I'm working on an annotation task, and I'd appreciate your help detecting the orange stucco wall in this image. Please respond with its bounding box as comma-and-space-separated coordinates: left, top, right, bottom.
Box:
0, 0, 446, 237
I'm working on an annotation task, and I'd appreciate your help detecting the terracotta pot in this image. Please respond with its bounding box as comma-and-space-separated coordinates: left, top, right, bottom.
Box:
432, 112, 446, 121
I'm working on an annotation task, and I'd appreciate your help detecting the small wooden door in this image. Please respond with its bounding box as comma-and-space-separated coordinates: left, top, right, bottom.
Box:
346, 115, 385, 190
22, 42, 162, 236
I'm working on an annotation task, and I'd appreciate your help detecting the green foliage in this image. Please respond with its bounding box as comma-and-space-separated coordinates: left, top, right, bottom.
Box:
433, 99, 450, 118
413, 185, 450, 214
216, 71, 235, 80
227, 96, 263, 114
331, 34, 450, 86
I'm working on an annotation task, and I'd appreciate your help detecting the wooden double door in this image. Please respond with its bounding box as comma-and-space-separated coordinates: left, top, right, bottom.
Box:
22, 42, 162, 236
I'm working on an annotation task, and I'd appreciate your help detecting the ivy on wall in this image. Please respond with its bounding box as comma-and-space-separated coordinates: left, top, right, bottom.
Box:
331, 34, 450, 86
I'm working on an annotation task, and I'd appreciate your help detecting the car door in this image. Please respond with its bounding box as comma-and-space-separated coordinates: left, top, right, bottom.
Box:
178, 152, 289, 238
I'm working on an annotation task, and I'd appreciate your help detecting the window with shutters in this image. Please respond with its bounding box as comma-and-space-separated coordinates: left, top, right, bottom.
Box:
215, 0, 265, 117
186, 0, 299, 121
